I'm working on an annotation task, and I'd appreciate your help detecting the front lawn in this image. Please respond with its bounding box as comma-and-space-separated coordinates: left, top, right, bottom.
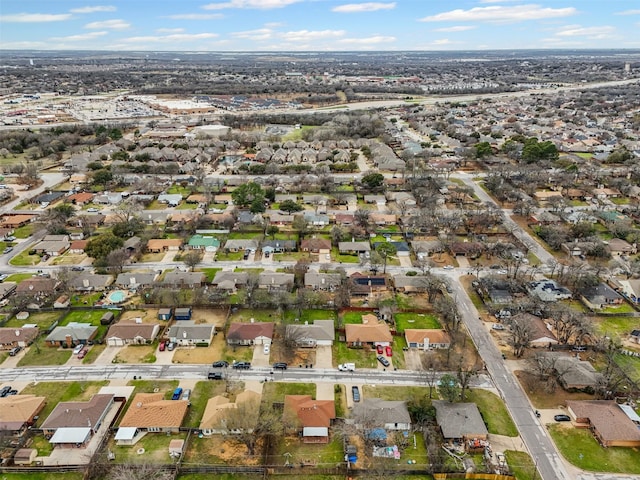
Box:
128, 379, 179, 399
466, 389, 518, 437
82, 343, 106, 364
549, 424, 640, 473
9, 250, 40, 266
362, 385, 435, 401
5, 273, 33, 283
216, 250, 244, 261
19, 381, 108, 426
332, 342, 377, 368
199, 267, 222, 282
183, 380, 227, 428
261, 382, 316, 409
504, 450, 535, 480
13, 224, 34, 238
392, 336, 407, 369
17, 337, 72, 366
394, 312, 441, 332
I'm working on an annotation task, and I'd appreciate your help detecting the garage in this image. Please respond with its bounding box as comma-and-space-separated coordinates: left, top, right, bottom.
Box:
107, 337, 125, 347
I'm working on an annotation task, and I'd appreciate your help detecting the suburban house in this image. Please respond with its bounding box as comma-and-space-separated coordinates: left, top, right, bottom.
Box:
618, 279, 640, 304
286, 320, 335, 347
522, 315, 559, 348
338, 241, 370, 255
606, 238, 636, 257
0, 214, 36, 229
117, 393, 188, 439
433, 401, 488, 442
68, 273, 113, 292
15, 277, 60, 301
350, 273, 389, 296
187, 235, 220, 251
257, 272, 294, 291
404, 329, 451, 350
449, 241, 484, 258
262, 239, 297, 254
393, 275, 428, 293
300, 238, 331, 254
115, 272, 158, 289
199, 390, 260, 436
157, 193, 182, 206
67, 192, 94, 205
223, 239, 258, 252
162, 271, 205, 288
283, 395, 336, 444
69, 240, 88, 254
0, 327, 38, 349
344, 323, 393, 348
527, 279, 572, 302
536, 352, 601, 391
167, 323, 216, 346
304, 272, 341, 291
105, 323, 160, 346
566, 400, 640, 447
579, 283, 624, 310
146, 238, 183, 253
33, 235, 70, 256
0, 395, 46, 437
45, 323, 98, 347
211, 271, 248, 293
227, 322, 274, 346
41, 394, 114, 448
352, 399, 411, 432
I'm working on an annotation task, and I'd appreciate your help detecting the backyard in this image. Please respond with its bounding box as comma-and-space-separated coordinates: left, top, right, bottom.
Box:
394, 312, 441, 333
183, 381, 227, 428
109, 432, 188, 464
4, 310, 61, 329
466, 389, 518, 437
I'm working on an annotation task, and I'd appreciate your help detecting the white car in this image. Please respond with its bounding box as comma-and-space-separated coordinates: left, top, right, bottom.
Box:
492, 323, 506, 331
87, 208, 99, 213
263, 344, 270, 355
443, 265, 454, 270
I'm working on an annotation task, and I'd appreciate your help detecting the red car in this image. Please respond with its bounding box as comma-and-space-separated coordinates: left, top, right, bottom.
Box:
159, 341, 166, 352
385, 346, 392, 357
376, 345, 383, 354
77, 348, 88, 359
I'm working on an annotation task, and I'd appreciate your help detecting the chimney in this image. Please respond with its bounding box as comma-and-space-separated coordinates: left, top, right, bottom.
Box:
65, 335, 73, 348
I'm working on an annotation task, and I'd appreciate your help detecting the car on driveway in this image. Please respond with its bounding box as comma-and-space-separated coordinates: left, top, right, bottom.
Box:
377, 355, 390, 367
77, 348, 88, 359
443, 265, 454, 270
492, 323, 505, 330
554, 414, 571, 422
352, 386, 360, 402
212, 360, 229, 368
376, 345, 383, 355
72, 344, 84, 355
385, 346, 392, 357
87, 208, 99, 213
2, 247, 13, 255
158, 341, 165, 352
263, 344, 270, 355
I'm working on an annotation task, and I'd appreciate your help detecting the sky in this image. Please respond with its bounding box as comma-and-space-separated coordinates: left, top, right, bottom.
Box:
1, 0, 640, 51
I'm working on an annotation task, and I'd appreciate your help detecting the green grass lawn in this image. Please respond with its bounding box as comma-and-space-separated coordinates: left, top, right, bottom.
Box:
227, 231, 263, 239
394, 312, 441, 332
467, 389, 518, 437
222, 343, 254, 363
127, 380, 179, 401
261, 382, 316, 409
0, 474, 83, 480
183, 381, 227, 428
600, 302, 636, 314
341, 311, 375, 324
20, 381, 108, 426
176, 202, 198, 210
274, 435, 344, 467
17, 338, 72, 366
5, 272, 33, 283
82, 343, 106, 364
4, 310, 61, 329
199, 267, 222, 282
13, 223, 34, 238
70, 292, 103, 306
229, 308, 278, 323
29, 433, 54, 456
362, 385, 436, 402
60, 309, 105, 325
283, 309, 337, 323
593, 315, 639, 341
614, 353, 640, 382
9, 250, 41, 266
334, 385, 347, 418
392, 336, 407, 369
332, 342, 377, 368
549, 424, 640, 473
110, 432, 188, 464
504, 450, 536, 480
216, 250, 244, 261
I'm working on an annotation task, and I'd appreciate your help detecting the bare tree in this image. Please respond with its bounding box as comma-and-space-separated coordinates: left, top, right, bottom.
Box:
182, 250, 204, 272
221, 399, 284, 457
106, 463, 173, 480
106, 248, 129, 274
507, 316, 533, 358
457, 365, 478, 402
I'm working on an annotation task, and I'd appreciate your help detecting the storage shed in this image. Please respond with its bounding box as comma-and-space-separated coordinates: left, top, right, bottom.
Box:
158, 308, 173, 321
174, 308, 192, 321
100, 312, 115, 325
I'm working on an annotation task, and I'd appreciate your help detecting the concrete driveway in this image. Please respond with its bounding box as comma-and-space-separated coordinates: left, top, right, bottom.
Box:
251, 343, 270, 367
1, 348, 26, 368
315, 345, 333, 368
316, 382, 335, 401
93, 346, 121, 365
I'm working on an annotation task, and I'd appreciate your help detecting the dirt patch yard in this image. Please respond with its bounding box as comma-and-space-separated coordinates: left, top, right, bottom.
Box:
185, 435, 262, 465
191, 309, 227, 327
119, 309, 159, 324
114, 345, 156, 364
515, 370, 595, 409
173, 336, 225, 364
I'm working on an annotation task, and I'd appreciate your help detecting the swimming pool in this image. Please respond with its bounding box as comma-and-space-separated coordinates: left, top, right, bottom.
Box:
107, 290, 126, 303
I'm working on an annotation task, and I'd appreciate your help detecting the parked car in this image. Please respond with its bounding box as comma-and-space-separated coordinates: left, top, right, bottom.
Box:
167, 342, 175, 351
0, 274, 8, 282
171, 387, 183, 400
443, 265, 454, 270
385, 346, 392, 357
8, 346, 21, 356
87, 208, 99, 213
0, 386, 12, 397
232, 361, 251, 370
208, 372, 224, 380
71, 266, 85, 271
263, 343, 270, 355
376, 345, 383, 355
212, 360, 229, 368
2, 247, 13, 255
181, 388, 191, 402
72, 344, 84, 355
554, 414, 571, 422
352, 386, 360, 402
4, 236, 15, 242
492, 323, 505, 331
377, 355, 390, 367
272, 362, 288, 370
158, 341, 166, 352
77, 348, 88, 359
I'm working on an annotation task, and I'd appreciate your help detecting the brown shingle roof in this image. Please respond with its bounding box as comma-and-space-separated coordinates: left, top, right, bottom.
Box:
227, 322, 274, 342
405, 329, 450, 345
106, 323, 159, 341
0, 395, 46, 430
567, 400, 640, 444
119, 393, 188, 429
284, 395, 335, 428
41, 394, 113, 430
0, 327, 38, 345
345, 323, 392, 343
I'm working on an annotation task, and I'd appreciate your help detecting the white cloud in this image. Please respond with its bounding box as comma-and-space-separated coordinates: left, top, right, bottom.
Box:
555, 25, 615, 39
165, 13, 224, 20
122, 33, 219, 43
615, 9, 640, 15
156, 28, 185, 33
84, 19, 130, 30
338, 35, 396, 44
232, 28, 274, 40
51, 31, 108, 41
0, 13, 72, 23
279, 29, 346, 42
419, 4, 576, 23
69, 6, 116, 14
434, 25, 475, 32
203, 0, 301, 10
332, 3, 396, 13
